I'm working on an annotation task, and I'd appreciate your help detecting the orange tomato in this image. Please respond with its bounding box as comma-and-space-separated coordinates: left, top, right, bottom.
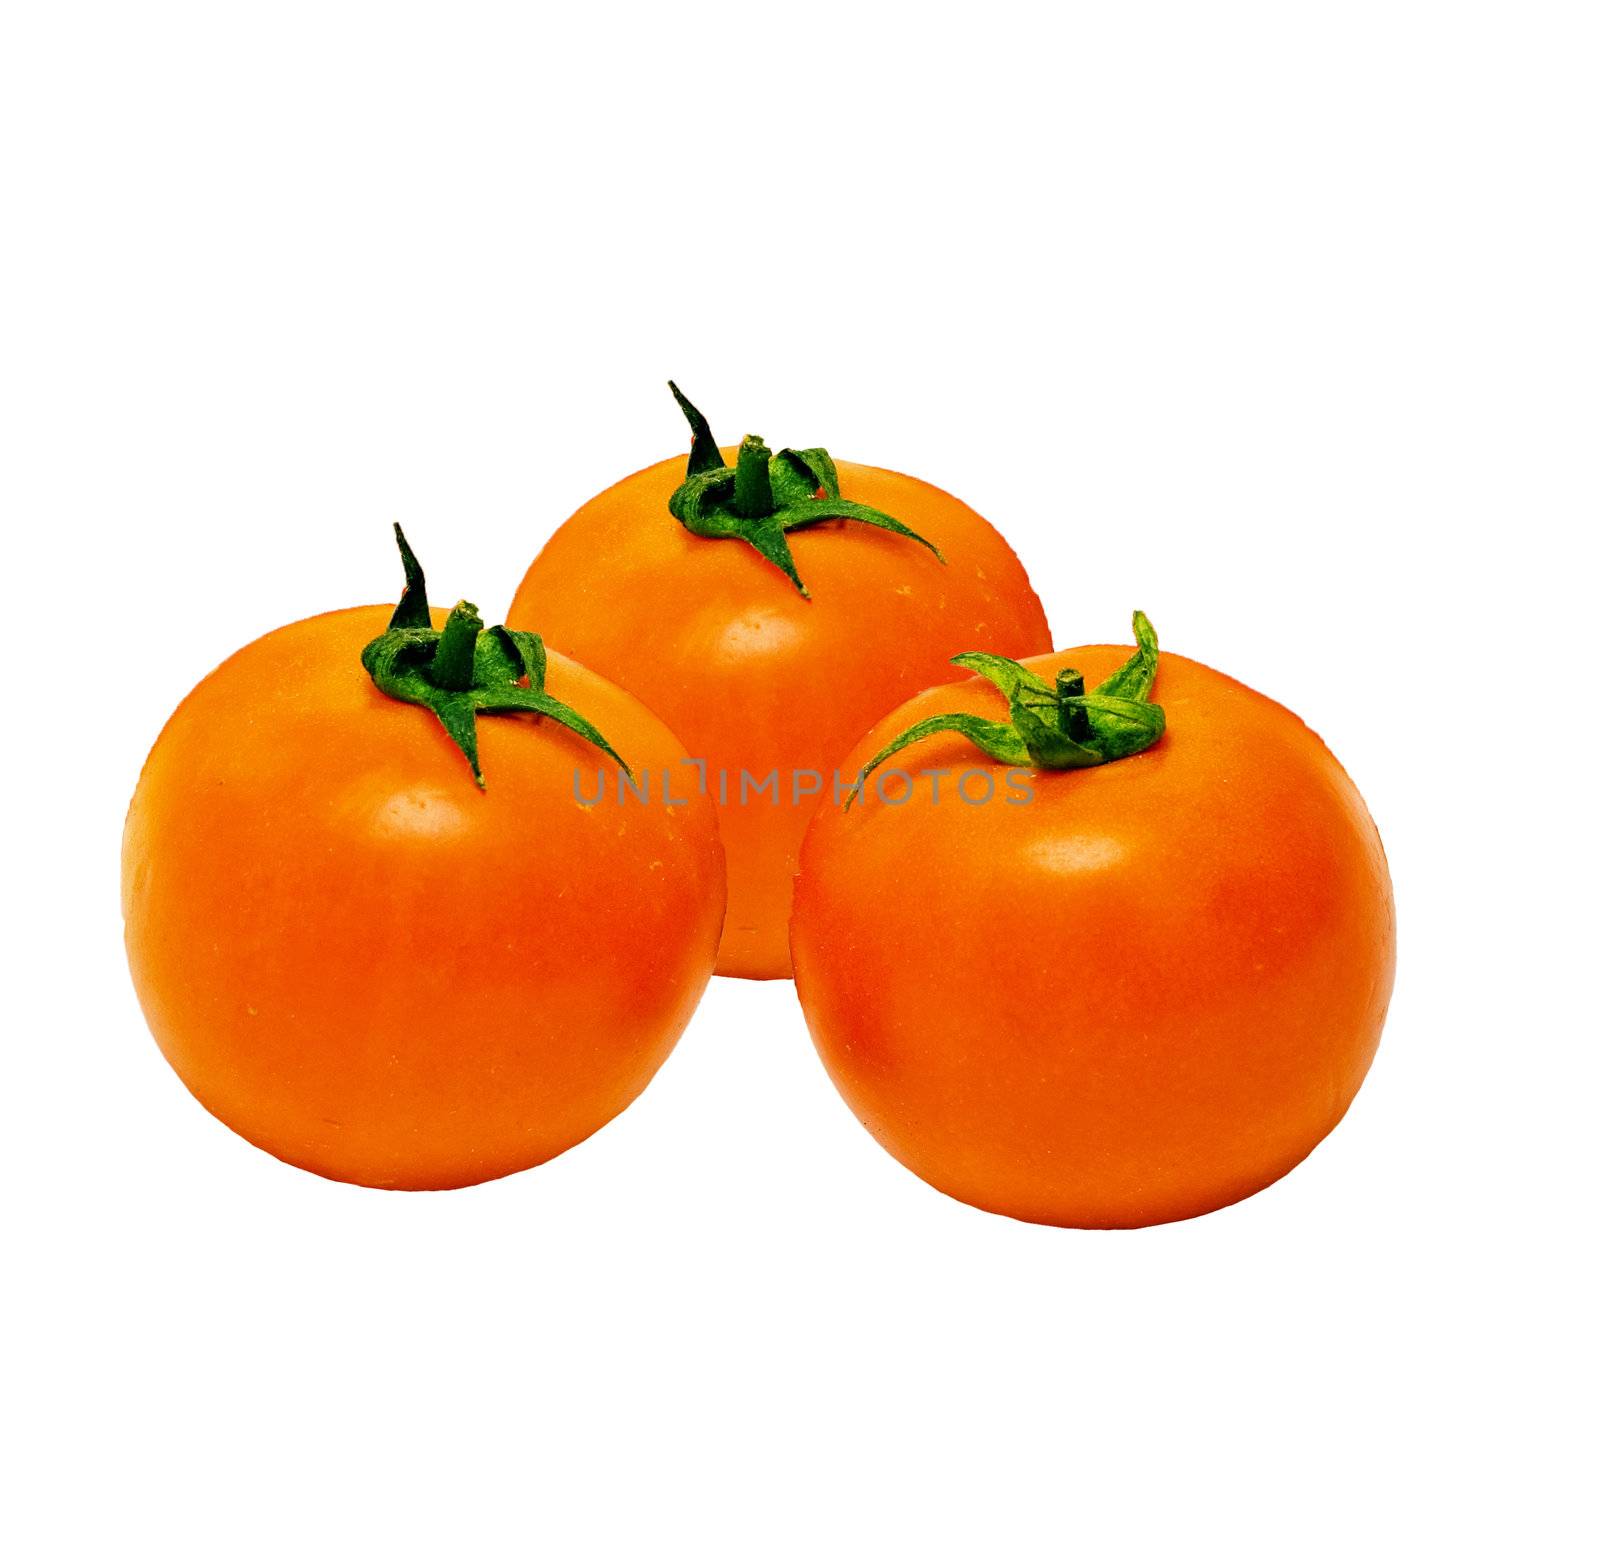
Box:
509, 393, 1051, 979
123, 563, 725, 1189
790, 634, 1395, 1228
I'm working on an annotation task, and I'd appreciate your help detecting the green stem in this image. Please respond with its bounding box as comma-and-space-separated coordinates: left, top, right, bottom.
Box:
1056, 669, 1089, 742
664, 384, 945, 597
431, 601, 482, 691
361, 532, 631, 788
846, 614, 1166, 810
732, 435, 774, 519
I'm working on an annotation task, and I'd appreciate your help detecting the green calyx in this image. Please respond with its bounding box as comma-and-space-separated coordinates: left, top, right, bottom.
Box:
846, 612, 1166, 809
361, 525, 630, 788
665, 382, 944, 598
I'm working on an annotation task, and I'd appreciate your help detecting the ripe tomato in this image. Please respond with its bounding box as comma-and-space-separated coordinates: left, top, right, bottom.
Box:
790, 624, 1395, 1228
122, 534, 725, 1190
509, 388, 1051, 978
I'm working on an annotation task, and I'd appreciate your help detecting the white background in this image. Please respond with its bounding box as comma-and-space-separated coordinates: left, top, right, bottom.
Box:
4, 4, 1595, 1560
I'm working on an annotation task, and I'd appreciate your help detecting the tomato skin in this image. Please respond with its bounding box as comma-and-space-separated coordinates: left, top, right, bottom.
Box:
790, 645, 1395, 1228
508, 452, 1051, 979
122, 605, 725, 1190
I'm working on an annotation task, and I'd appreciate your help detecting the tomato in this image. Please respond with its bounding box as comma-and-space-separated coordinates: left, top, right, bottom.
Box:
122, 532, 725, 1190
790, 619, 1395, 1228
509, 387, 1051, 978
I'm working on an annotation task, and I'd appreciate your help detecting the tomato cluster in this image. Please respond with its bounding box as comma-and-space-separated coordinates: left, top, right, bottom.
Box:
123, 387, 1394, 1223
